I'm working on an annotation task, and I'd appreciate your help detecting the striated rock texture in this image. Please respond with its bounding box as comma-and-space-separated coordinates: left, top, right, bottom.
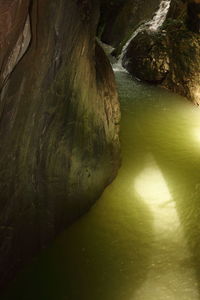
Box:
99, 0, 161, 55
0, 0, 31, 88
122, 0, 200, 104
0, 0, 120, 288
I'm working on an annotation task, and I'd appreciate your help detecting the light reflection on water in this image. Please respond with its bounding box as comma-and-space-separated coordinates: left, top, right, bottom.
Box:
134, 154, 177, 233
3, 71, 200, 300
193, 127, 200, 143
133, 154, 198, 299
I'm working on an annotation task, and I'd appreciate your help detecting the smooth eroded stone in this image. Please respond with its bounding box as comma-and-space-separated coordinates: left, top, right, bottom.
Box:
0, 0, 120, 289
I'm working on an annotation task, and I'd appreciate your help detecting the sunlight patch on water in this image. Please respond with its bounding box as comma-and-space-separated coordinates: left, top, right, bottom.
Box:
134, 155, 180, 235
193, 127, 200, 143
133, 269, 199, 300
133, 155, 199, 300
134, 157, 171, 203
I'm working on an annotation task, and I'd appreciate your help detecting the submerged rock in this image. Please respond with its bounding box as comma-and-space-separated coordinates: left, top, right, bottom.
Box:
0, 0, 120, 289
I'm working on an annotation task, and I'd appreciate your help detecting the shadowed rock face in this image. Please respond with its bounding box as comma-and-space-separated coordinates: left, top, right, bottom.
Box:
187, 0, 200, 33
0, 0, 120, 288
168, 0, 200, 32
99, 0, 161, 54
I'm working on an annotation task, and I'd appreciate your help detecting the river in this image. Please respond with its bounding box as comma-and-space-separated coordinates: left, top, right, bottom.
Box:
3, 70, 200, 300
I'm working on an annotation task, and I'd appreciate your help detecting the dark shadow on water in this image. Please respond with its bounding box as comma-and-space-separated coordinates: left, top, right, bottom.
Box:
1, 195, 154, 300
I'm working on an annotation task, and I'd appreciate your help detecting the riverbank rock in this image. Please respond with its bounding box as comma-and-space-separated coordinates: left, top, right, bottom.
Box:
0, 0, 120, 289
122, 3, 200, 104
122, 30, 170, 83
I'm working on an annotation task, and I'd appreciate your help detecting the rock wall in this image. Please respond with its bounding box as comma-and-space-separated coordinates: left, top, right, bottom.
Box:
0, 0, 120, 288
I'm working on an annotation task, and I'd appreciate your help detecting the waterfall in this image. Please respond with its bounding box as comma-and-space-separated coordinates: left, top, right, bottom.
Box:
113, 0, 171, 72
148, 0, 171, 31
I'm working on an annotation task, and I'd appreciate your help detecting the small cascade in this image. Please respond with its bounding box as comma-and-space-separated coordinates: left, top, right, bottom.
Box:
113, 0, 171, 72
148, 0, 171, 31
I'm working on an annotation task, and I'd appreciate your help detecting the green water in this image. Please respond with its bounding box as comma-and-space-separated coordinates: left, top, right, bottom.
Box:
3, 71, 200, 300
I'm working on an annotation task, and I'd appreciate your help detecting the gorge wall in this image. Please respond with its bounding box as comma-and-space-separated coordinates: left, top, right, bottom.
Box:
0, 0, 120, 288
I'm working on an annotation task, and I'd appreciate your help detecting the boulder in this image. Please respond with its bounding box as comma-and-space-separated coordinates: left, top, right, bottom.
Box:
122, 1, 200, 104
0, 0, 120, 289
122, 30, 170, 83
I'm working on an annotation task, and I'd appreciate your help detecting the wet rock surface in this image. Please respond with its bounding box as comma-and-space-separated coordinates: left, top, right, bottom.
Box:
0, 0, 120, 289
122, 30, 170, 83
